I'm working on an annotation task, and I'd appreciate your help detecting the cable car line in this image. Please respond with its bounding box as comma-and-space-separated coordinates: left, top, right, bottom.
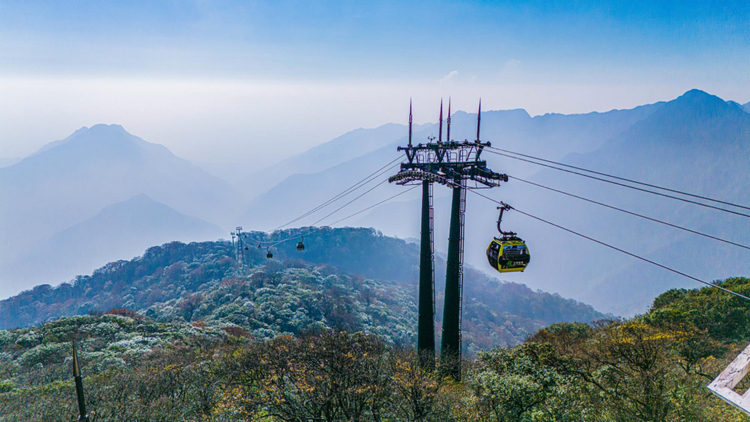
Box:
263, 184, 419, 248
468, 189, 750, 302
484, 149, 750, 219
273, 155, 403, 231
245, 176, 394, 249
327, 185, 418, 226
274, 155, 403, 230
239, 156, 403, 247
310, 179, 390, 226
486, 145, 750, 212
508, 175, 750, 251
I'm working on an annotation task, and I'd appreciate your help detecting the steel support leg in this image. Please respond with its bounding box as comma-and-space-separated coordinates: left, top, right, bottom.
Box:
441, 182, 465, 380
418, 181, 435, 368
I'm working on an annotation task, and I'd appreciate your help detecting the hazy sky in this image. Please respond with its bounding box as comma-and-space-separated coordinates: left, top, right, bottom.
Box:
1, 0, 748, 164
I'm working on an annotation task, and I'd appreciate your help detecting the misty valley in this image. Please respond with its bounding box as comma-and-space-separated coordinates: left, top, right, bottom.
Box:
2, 89, 750, 420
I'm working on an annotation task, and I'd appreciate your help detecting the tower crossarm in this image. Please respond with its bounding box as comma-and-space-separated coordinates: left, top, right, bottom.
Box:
389, 169, 453, 186
465, 166, 508, 187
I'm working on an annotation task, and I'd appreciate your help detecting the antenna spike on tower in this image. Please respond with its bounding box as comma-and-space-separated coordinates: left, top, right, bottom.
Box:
447, 97, 451, 142
409, 98, 413, 147
438, 98, 444, 143
476, 98, 482, 142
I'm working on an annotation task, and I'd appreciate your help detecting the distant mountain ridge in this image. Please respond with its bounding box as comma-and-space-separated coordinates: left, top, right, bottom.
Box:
0, 124, 235, 296
238, 89, 750, 315
30, 125, 91, 155
236, 123, 411, 199
7, 194, 223, 287
2, 91, 747, 316
0, 157, 20, 168
239, 101, 664, 230
514, 90, 750, 314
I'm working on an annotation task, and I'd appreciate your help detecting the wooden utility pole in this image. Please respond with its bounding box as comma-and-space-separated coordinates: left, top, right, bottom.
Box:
72, 339, 89, 421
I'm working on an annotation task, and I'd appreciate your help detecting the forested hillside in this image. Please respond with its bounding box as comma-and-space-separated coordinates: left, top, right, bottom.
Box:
2, 277, 750, 421
0, 228, 602, 353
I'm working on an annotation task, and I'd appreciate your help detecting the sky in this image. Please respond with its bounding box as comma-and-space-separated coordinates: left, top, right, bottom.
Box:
1, 0, 748, 165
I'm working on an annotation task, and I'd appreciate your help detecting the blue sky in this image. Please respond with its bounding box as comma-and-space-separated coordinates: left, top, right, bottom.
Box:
1, 0, 748, 163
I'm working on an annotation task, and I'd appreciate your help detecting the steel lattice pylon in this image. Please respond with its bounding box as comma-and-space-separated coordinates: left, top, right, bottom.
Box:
389, 98, 507, 379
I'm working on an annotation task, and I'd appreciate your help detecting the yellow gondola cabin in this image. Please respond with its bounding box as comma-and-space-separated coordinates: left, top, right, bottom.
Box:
487, 203, 530, 273
487, 237, 530, 273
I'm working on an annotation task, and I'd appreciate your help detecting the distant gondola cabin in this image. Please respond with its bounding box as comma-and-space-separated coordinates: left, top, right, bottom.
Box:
487, 237, 530, 273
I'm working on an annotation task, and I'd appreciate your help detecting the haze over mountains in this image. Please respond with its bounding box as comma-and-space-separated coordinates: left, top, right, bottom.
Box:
0, 158, 20, 168
0, 125, 234, 297
1, 90, 748, 317
514, 90, 750, 314
8, 194, 223, 286
237, 123, 416, 199
238, 89, 750, 315
240, 101, 664, 229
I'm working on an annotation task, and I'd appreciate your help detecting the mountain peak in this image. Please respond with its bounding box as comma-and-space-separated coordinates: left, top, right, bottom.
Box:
672, 89, 726, 108
32, 124, 141, 156
87, 123, 128, 134
72, 123, 134, 142
679, 88, 712, 99
673, 89, 737, 108
654, 89, 747, 122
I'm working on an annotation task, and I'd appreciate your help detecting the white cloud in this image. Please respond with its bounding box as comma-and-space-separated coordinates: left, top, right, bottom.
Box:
503, 59, 521, 71
440, 70, 459, 84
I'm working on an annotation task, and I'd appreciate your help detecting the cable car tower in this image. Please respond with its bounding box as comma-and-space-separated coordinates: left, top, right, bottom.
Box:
231, 226, 245, 265
389, 98, 507, 379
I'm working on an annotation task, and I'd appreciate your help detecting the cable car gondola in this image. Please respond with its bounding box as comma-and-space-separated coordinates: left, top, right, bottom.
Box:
487, 203, 530, 273
266, 247, 273, 259
296, 236, 305, 251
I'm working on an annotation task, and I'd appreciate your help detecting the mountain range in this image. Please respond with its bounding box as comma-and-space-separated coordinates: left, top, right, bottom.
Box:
236, 123, 414, 199
0, 228, 604, 356
0, 90, 748, 317
513, 90, 750, 313
0, 124, 235, 297
239, 101, 664, 230
6, 194, 223, 286
237, 90, 750, 315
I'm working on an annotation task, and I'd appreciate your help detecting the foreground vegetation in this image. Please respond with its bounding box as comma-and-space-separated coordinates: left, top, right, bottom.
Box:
2, 277, 750, 421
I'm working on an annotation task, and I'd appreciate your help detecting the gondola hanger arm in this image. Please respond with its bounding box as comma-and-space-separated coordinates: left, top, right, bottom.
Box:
497, 204, 516, 237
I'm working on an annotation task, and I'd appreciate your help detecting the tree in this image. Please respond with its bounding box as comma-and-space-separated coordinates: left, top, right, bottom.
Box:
468, 342, 578, 421
218, 331, 393, 421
